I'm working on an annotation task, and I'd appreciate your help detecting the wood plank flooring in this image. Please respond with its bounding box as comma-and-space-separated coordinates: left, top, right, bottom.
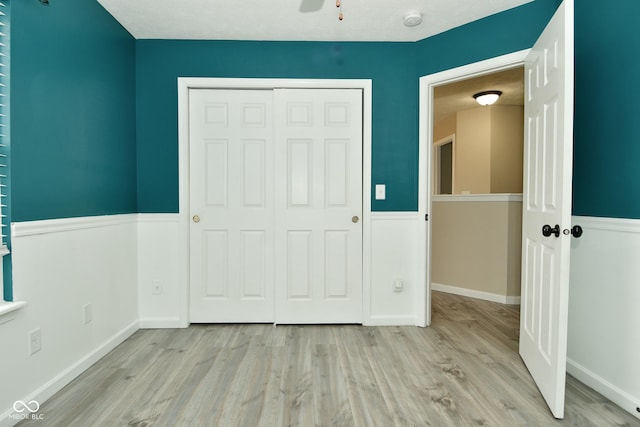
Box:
18, 291, 640, 426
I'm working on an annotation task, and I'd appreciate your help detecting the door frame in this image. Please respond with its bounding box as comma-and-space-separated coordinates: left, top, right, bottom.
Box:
177, 78, 373, 326
417, 49, 529, 326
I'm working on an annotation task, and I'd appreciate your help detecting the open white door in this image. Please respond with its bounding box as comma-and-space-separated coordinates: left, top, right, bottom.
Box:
519, 0, 574, 419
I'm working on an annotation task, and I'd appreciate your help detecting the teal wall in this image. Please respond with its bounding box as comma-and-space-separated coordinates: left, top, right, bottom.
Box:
416, 1, 560, 76
135, 2, 560, 213
11, 0, 137, 222
136, 41, 418, 212
10, 0, 640, 222
572, 0, 640, 218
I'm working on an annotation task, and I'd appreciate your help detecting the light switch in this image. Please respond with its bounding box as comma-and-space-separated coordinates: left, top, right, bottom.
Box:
375, 184, 386, 200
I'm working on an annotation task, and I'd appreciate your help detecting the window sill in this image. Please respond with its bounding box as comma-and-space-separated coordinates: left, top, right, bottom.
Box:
0, 301, 27, 324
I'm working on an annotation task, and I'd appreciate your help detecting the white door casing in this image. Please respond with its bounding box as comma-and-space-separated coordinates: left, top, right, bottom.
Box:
274, 89, 363, 324
519, 0, 574, 419
179, 79, 372, 326
189, 89, 275, 322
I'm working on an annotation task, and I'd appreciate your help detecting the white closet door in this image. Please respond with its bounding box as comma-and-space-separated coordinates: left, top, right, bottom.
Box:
189, 89, 275, 323
274, 89, 363, 324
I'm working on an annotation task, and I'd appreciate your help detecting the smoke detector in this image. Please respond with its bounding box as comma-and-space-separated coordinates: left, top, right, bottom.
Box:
403, 12, 423, 27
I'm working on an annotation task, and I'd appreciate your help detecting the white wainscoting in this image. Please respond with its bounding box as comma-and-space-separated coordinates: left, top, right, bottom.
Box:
567, 215, 640, 420
137, 214, 187, 328
368, 212, 422, 325
137, 212, 423, 327
0, 215, 139, 427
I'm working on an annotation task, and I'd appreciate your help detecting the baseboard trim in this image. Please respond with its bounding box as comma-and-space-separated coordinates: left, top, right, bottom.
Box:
366, 315, 416, 326
567, 358, 640, 420
432, 193, 523, 203
139, 317, 185, 329
432, 283, 520, 305
1, 320, 139, 427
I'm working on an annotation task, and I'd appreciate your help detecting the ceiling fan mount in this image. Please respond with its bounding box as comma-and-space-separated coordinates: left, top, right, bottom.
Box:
300, 0, 344, 21
299, 0, 325, 13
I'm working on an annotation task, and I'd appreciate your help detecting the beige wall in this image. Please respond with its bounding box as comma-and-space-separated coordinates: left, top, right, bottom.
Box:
456, 108, 492, 193
433, 113, 456, 142
433, 105, 524, 194
490, 106, 524, 193
431, 198, 522, 298
505, 200, 523, 296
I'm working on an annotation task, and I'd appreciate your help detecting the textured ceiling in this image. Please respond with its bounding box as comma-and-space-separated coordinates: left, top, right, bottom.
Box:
434, 67, 525, 122
97, 0, 532, 42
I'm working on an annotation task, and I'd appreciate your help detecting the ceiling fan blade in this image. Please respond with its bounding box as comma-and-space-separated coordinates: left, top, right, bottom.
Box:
300, 0, 325, 13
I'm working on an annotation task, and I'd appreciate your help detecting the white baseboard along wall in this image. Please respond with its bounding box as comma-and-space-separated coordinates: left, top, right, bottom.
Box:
431, 282, 521, 305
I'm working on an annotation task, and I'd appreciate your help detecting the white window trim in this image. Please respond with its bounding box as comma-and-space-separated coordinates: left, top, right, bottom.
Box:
0, 300, 26, 323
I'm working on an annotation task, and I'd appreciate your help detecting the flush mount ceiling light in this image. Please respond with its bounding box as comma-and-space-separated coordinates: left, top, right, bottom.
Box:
473, 90, 502, 106
403, 12, 423, 27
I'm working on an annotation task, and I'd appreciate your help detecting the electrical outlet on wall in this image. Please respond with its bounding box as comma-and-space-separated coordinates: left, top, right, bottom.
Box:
83, 303, 93, 324
152, 280, 163, 295
29, 328, 42, 355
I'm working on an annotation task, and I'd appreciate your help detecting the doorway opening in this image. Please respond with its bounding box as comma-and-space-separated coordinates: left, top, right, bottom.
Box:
433, 135, 455, 195
430, 66, 524, 314
417, 49, 529, 326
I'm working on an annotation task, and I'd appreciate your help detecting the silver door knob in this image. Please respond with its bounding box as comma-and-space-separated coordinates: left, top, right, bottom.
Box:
352, 216, 359, 223
192, 215, 200, 223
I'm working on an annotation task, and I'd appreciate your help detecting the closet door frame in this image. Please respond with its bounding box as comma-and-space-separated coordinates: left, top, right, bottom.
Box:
177, 78, 373, 327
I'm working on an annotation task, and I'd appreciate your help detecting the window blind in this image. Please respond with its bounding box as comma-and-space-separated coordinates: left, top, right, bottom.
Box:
0, 1, 8, 250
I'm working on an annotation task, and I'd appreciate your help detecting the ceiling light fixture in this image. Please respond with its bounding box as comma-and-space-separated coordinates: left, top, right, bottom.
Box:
403, 12, 423, 27
336, 0, 343, 21
473, 90, 502, 106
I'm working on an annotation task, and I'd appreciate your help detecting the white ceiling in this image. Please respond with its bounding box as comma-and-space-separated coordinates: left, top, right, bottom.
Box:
97, 0, 532, 42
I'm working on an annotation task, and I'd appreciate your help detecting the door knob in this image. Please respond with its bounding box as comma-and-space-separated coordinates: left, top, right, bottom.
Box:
542, 224, 560, 238
192, 215, 200, 223
352, 216, 359, 223
571, 225, 583, 238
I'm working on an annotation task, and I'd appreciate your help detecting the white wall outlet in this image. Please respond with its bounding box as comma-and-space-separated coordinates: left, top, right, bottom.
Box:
29, 328, 42, 355
83, 303, 93, 324
375, 184, 386, 200
152, 280, 163, 295
393, 279, 404, 293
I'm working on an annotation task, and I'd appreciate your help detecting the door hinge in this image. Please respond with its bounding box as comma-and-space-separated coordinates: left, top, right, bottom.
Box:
425, 214, 429, 221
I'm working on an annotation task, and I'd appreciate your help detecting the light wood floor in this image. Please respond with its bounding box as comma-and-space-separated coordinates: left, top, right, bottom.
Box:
18, 291, 640, 426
